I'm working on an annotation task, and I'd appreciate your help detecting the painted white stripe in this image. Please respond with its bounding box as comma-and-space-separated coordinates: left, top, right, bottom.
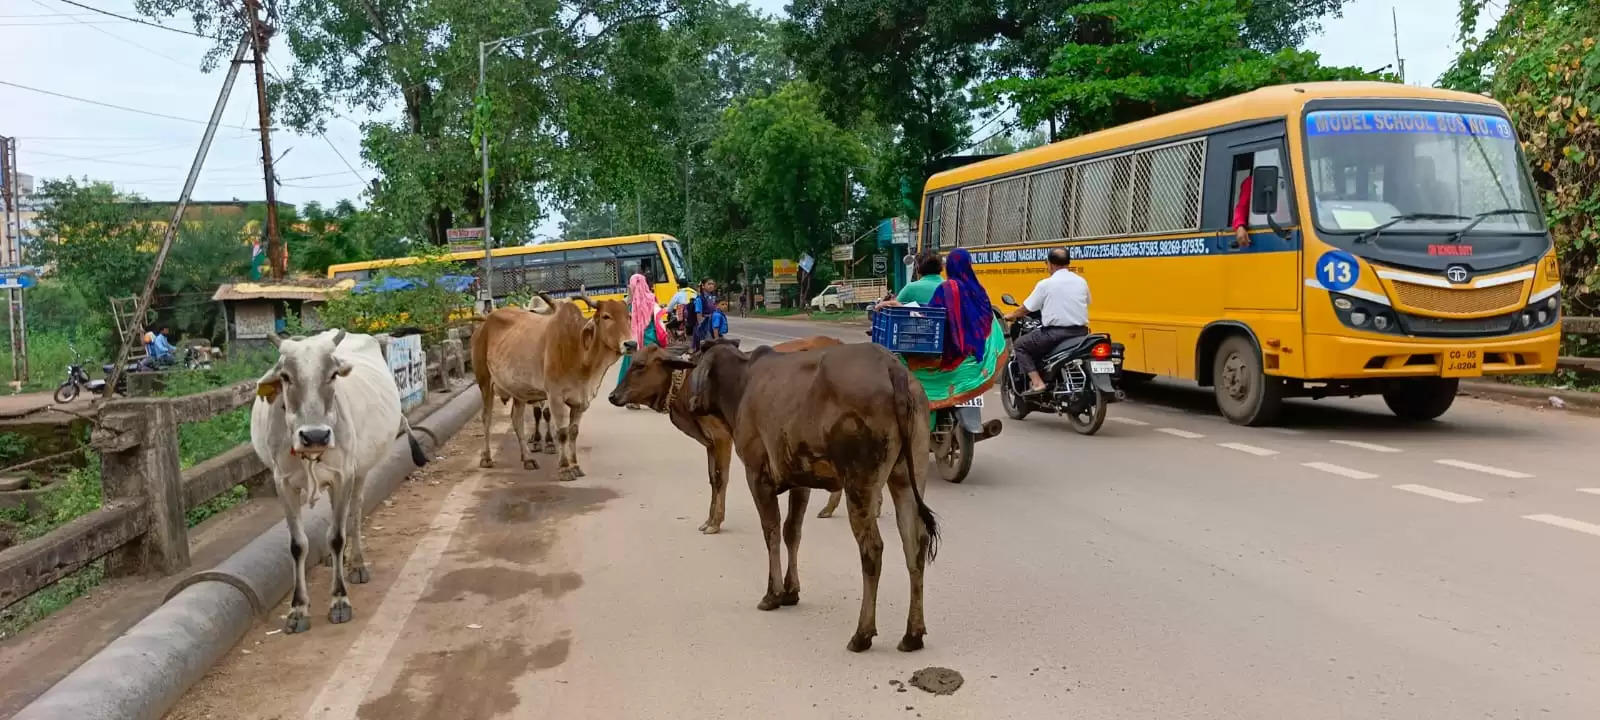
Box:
1330, 439, 1402, 453
305, 470, 487, 720
1377, 269, 1452, 288
1472, 270, 1535, 289
1266, 427, 1304, 436
1218, 442, 1279, 457
1108, 416, 1150, 426
1576, 488, 1600, 497
1523, 514, 1600, 538
1303, 278, 1391, 306
1434, 458, 1533, 479
1393, 483, 1483, 504
1301, 461, 1379, 480
1156, 427, 1205, 439
1529, 284, 1562, 304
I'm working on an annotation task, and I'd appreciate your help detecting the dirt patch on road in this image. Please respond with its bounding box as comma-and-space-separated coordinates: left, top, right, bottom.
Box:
422, 566, 583, 603
356, 636, 570, 720
469, 483, 618, 563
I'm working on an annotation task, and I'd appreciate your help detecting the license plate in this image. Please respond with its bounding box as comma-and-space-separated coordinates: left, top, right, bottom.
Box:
956, 396, 985, 408
1090, 361, 1116, 374
1441, 349, 1482, 378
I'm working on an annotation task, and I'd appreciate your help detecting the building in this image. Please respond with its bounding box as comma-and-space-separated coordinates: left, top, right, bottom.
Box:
211, 277, 352, 350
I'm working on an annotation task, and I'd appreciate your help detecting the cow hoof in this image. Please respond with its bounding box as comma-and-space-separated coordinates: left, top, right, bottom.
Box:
557, 468, 578, 482
284, 611, 310, 634
897, 634, 925, 652
479, 456, 495, 469
522, 459, 539, 470
847, 633, 874, 653
573, 466, 586, 478
757, 594, 782, 611
778, 589, 800, 606
347, 565, 371, 584
542, 443, 557, 455
328, 599, 353, 624
816, 509, 834, 519
699, 523, 721, 535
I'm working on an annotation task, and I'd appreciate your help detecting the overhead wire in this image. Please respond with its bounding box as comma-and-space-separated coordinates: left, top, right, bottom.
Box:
28, 0, 202, 71
0, 80, 253, 131
48, 0, 216, 38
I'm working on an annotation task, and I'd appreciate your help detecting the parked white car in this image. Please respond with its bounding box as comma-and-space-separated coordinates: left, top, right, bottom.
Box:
810, 285, 845, 311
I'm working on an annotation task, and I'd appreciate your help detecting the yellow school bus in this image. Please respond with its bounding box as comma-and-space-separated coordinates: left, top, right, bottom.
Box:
922, 82, 1559, 425
326, 233, 690, 309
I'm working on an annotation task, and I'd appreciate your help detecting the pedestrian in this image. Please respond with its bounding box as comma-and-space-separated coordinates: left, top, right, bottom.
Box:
691, 278, 721, 351
617, 273, 668, 389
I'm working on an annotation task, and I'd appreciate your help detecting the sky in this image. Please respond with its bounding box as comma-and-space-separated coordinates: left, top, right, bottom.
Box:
1, 0, 1473, 237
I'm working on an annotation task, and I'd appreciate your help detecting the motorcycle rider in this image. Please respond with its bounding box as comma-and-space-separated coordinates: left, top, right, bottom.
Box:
1004, 247, 1090, 395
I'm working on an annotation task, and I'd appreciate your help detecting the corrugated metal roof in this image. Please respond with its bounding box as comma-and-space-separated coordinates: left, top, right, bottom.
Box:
211, 278, 354, 302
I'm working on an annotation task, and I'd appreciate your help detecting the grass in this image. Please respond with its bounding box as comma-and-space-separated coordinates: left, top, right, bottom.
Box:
0, 331, 83, 393
0, 355, 270, 639
1501, 369, 1600, 393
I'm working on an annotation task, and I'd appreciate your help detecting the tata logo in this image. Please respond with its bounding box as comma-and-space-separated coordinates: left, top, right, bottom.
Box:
1445, 265, 1471, 284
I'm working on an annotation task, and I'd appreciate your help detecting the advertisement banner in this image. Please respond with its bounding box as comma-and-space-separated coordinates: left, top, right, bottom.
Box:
387, 334, 426, 411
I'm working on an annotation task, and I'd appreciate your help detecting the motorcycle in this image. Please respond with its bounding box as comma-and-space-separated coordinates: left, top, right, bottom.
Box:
183, 344, 215, 370
53, 346, 111, 403
997, 294, 1125, 435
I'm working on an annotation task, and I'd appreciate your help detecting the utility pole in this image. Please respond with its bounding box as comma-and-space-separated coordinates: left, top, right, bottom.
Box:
244, 0, 284, 279
106, 36, 251, 400
0, 134, 25, 388
1391, 7, 1406, 84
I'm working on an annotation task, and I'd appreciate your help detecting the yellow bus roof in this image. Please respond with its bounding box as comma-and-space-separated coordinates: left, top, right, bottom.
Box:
925, 82, 1504, 192
325, 233, 678, 276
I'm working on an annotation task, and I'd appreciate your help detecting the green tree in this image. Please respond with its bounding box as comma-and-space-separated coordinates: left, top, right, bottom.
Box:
30, 178, 157, 317
1442, 0, 1600, 311
985, 0, 1381, 137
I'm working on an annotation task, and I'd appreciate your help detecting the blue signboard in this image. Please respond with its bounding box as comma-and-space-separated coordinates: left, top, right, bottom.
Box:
1314, 250, 1360, 292
1306, 110, 1513, 140
0, 267, 37, 290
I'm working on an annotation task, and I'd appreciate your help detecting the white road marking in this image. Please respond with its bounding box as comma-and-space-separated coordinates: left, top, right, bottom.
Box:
1266, 427, 1304, 436
1108, 416, 1150, 426
1392, 484, 1483, 504
1330, 439, 1403, 453
1434, 459, 1533, 479
1522, 514, 1600, 538
305, 470, 486, 720
1577, 488, 1600, 497
1217, 442, 1279, 457
1156, 428, 1205, 439
1301, 462, 1378, 480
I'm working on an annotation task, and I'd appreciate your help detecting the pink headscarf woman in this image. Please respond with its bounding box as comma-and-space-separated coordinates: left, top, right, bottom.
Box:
617, 273, 668, 385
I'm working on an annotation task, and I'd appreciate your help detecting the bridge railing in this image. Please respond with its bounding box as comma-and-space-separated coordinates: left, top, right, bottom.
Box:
1558, 317, 1600, 372
0, 327, 473, 614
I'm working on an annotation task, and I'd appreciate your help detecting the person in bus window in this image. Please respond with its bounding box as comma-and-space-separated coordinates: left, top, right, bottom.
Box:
1233, 171, 1254, 249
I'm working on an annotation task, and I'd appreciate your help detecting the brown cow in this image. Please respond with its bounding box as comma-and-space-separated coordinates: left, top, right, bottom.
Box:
473, 294, 634, 480
607, 335, 843, 534
669, 341, 940, 652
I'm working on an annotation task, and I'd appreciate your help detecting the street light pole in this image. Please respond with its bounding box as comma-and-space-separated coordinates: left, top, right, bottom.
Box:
476, 28, 552, 314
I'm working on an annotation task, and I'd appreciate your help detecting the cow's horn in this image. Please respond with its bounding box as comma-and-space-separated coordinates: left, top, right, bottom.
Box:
331, 329, 346, 346
268, 333, 283, 348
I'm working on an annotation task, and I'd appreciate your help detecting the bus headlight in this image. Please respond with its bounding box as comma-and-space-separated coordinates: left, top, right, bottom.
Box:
1373, 315, 1390, 331
1521, 313, 1532, 328
1538, 310, 1549, 325
1350, 311, 1368, 326
1333, 298, 1353, 311
1547, 296, 1559, 311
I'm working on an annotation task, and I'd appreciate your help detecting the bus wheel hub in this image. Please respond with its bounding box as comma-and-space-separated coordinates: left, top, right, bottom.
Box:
1221, 354, 1250, 400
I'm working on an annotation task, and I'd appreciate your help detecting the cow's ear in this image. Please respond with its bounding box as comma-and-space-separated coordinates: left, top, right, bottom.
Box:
663, 355, 697, 370
256, 364, 283, 402
581, 318, 596, 349
332, 360, 353, 378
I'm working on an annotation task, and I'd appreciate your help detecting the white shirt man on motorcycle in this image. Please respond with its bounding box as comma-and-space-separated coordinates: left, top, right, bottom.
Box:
1004, 247, 1090, 395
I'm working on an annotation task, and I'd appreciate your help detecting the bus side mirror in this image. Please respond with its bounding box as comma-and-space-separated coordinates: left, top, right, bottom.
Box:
1251, 166, 1280, 215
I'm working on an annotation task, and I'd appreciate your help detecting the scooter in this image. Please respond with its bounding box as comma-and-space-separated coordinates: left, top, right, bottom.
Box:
53, 346, 111, 403
997, 294, 1125, 435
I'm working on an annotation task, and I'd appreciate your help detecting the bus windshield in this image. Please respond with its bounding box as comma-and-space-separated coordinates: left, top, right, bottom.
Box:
1305, 109, 1542, 236
663, 240, 689, 283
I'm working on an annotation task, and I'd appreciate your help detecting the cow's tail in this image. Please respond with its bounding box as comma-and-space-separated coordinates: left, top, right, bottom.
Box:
889, 359, 939, 563
398, 415, 428, 467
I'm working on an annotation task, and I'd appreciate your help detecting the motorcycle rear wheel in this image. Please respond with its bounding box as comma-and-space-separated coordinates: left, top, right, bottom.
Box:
932, 423, 974, 484
1067, 391, 1108, 435
53, 382, 80, 404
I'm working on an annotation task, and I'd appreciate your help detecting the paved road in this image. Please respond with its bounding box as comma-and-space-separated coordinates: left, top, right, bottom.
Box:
172, 316, 1599, 719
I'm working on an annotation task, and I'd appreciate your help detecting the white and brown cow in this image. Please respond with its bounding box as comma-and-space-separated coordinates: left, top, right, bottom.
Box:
251, 329, 427, 633
473, 294, 634, 480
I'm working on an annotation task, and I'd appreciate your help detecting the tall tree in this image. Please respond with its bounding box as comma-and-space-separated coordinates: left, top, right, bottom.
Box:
985, 0, 1381, 137
1442, 0, 1600, 311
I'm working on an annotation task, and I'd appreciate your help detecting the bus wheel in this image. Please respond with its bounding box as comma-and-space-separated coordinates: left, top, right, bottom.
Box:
1213, 335, 1284, 426
1382, 378, 1459, 421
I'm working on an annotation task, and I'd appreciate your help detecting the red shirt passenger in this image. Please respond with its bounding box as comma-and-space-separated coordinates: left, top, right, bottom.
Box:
1233, 175, 1253, 248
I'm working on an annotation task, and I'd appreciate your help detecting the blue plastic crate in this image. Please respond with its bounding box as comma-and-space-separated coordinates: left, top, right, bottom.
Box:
870, 307, 947, 355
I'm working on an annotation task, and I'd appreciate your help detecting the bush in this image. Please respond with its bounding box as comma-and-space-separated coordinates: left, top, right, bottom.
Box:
318, 257, 474, 334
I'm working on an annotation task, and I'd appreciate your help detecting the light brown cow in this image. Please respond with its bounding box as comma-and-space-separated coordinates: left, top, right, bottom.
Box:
473, 294, 634, 480
668, 341, 939, 652
607, 335, 843, 534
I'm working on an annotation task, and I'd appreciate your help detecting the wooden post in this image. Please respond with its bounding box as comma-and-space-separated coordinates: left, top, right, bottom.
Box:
95, 402, 188, 577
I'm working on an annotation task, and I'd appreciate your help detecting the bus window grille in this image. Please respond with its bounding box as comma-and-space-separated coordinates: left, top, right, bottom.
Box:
988, 177, 1027, 246
940, 191, 959, 248
959, 185, 989, 247
1073, 155, 1131, 238
1131, 139, 1206, 234
1027, 169, 1066, 243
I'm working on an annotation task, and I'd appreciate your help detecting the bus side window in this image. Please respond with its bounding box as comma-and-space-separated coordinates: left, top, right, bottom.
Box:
1230, 149, 1290, 228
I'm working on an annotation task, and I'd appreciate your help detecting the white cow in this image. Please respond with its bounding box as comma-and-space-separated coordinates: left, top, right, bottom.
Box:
251, 329, 427, 633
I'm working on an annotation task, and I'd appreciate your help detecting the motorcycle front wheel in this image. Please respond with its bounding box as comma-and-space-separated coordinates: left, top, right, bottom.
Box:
1067, 391, 1108, 435
53, 382, 79, 404
999, 368, 1031, 420
932, 422, 974, 484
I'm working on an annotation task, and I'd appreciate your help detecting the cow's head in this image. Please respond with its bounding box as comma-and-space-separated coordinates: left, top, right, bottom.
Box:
608, 345, 696, 410
684, 341, 753, 416
257, 329, 353, 459
576, 296, 636, 357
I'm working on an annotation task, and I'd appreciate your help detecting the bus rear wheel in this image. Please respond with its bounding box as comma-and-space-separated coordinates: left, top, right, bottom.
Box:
1381, 378, 1459, 421
1212, 335, 1284, 426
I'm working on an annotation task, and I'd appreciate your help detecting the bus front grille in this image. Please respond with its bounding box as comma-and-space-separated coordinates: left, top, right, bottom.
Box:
1390, 281, 1523, 315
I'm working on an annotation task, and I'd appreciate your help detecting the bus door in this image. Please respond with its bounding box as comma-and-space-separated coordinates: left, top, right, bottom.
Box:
1208, 125, 1298, 312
